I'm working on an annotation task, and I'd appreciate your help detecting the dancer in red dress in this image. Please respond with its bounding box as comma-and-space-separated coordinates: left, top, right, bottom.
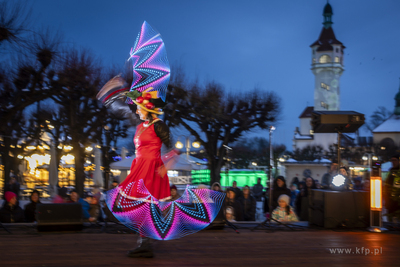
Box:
97, 21, 225, 258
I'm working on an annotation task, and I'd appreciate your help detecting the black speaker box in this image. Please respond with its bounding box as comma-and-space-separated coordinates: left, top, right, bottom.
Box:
36, 203, 83, 232
309, 189, 370, 228
311, 111, 364, 133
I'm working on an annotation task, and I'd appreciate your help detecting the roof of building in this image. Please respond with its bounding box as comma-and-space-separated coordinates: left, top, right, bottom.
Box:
299, 106, 314, 118
323, 3, 333, 15
294, 132, 313, 140
372, 114, 400, 133
310, 27, 345, 51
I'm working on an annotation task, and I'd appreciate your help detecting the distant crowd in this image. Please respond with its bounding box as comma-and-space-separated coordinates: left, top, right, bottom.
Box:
1, 155, 399, 224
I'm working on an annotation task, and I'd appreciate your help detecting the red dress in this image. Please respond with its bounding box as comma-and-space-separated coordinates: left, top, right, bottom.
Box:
119, 121, 170, 200
106, 120, 225, 240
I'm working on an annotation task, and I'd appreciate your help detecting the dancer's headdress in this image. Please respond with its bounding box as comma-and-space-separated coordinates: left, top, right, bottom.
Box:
97, 21, 170, 115
125, 21, 170, 114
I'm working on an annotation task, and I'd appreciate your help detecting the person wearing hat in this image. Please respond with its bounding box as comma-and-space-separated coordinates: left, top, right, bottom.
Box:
170, 184, 180, 201
271, 194, 298, 222
0, 191, 24, 223
96, 22, 224, 258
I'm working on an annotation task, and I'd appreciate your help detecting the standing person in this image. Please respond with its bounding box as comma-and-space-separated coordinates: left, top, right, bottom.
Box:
232, 181, 243, 200
290, 184, 299, 207
384, 156, 400, 222
291, 177, 300, 187
97, 20, 224, 259
296, 177, 317, 221
237, 185, 256, 221
271, 176, 291, 211
252, 178, 264, 201
24, 190, 41, 222
0, 192, 24, 223
321, 162, 338, 189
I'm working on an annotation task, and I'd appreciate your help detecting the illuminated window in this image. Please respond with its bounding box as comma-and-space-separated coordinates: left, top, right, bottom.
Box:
319, 55, 331, 63
334, 56, 340, 63
321, 102, 329, 109
310, 130, 314, 135
321, 82, 330, 90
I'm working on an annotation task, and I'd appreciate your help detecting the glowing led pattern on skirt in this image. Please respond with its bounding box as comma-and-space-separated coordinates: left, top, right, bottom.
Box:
106, 180, 225, 240
126, 21, 170, 103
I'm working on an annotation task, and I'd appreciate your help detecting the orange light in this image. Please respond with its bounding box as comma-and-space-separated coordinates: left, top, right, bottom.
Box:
370, 176, 382, 211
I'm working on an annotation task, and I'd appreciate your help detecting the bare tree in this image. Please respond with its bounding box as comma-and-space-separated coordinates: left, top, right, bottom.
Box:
365, 106, 393, 132
165, 80, 281, 185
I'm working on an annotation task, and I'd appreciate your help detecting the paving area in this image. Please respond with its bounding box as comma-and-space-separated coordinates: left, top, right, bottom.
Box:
0, 224, 399, 267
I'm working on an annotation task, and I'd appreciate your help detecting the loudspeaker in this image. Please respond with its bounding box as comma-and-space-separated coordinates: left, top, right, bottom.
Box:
309, 189, 370, 228
36, 203, 83, 232
311, 111, 364, 133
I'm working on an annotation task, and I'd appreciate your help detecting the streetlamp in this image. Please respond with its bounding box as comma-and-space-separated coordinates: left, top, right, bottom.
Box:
268, 126, 276, 213
104, 125, 111, 189
175, 136, 200, 161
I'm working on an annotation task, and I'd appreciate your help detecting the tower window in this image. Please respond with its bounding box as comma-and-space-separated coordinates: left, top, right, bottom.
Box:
321, 83, 330, 90
336, 48, 339, 53
334, 57, 340, 63
321, 102, 329, 109
319, 55, 331, 63
312, 58, 316, 63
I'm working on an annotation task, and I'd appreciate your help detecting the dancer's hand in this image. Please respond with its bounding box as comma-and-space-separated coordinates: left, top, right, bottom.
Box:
158, 165, 167, 177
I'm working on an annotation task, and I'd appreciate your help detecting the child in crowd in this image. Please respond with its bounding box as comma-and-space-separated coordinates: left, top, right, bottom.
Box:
271, 194, 298, 222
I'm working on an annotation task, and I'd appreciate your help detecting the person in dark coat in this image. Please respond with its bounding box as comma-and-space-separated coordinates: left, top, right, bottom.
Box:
296, 177, 317, 221
232, 181, 243, 200
24, 190, 41, 222
0, 192, 24, 223
252, 178, 264, 201
271, 176, 291, 211
224, 188, 243, 221
237, 185, 256, 221
384, 156, 400, 222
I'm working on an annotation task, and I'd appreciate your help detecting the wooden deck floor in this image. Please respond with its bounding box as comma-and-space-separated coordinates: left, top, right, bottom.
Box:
0, 225, 399, 267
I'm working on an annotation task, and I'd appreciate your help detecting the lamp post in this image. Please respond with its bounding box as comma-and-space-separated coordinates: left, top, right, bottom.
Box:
104, 125, 111, 189
223, 145, 232, 187
175, 136, 200, 161
268, 126, 276, 213
369, 161, 387, 232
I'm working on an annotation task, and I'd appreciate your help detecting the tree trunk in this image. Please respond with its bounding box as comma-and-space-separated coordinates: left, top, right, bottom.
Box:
2, 138, 11, 194
72, 140, 85, 197
208, 157, 224, 186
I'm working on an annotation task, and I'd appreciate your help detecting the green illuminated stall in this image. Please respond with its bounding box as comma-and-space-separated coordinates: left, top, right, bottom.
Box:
191, 169, 268, 187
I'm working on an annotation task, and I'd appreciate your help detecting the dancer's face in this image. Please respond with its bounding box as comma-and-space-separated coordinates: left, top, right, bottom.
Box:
136, 106, 149, 121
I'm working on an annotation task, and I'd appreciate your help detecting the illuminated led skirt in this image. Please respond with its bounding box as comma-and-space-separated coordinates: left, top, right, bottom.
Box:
106, 179, 225, 240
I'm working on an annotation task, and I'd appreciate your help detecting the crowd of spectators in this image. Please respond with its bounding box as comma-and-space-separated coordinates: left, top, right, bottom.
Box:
2, 156, 399, 225
0, 186, 102, 223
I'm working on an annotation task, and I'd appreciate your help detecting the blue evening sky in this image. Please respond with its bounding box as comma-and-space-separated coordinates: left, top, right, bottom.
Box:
29, 0, 400, 150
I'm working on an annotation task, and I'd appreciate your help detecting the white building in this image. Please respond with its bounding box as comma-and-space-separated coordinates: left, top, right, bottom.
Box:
372, 82, 400, 148
293, 2, 346, 151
